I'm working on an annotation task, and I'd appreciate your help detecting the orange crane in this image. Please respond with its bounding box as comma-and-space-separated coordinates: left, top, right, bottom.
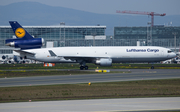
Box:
116, 10, 166, 27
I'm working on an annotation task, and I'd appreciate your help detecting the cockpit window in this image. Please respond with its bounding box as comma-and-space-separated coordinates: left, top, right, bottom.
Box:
168, 50, 172, 53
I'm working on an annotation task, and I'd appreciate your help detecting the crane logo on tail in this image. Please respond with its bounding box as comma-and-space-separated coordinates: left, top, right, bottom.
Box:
15, 28, 25, 38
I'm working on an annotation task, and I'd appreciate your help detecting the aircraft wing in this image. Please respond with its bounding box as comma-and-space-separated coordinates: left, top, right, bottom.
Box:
63, 56, 97, 62
48, 50, 108, 62
63, 56, 111, 63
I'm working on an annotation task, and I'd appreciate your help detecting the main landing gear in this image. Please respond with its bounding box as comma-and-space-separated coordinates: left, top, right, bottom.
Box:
79, 61, 88, 70
80, 65, 88, 70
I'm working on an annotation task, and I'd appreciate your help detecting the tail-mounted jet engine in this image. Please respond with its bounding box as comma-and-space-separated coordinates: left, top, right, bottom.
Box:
6, 38, 44, 49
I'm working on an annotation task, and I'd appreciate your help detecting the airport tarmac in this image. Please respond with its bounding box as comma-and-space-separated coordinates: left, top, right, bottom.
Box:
0, 69, 180, 112
0, 69, 180, 87
0, 97, 180, 112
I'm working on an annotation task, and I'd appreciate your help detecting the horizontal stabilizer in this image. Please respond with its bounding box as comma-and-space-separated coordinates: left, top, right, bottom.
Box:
14, 50, 36, 56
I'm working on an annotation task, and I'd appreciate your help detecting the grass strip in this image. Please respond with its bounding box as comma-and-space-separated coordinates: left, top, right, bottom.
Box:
0, 79, 180, 103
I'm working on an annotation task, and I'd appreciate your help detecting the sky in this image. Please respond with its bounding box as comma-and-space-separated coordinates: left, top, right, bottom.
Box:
0, 0, 180, 15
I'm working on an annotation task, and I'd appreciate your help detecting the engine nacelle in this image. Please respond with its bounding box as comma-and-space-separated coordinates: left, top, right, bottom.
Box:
95, 58, 112, 66
2, 55, 6, 60
6, 38, 44, 49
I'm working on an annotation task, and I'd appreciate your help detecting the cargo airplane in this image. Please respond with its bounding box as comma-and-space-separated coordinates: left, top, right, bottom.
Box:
6, 21, 176, 70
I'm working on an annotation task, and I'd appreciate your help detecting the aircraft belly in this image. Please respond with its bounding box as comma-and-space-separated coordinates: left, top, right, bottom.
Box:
112, 57, 167, 63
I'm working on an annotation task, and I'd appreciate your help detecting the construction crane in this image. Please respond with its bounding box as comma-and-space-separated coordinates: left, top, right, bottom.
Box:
116, 10, 166, 27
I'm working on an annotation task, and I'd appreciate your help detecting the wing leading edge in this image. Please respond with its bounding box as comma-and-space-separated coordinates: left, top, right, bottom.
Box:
48, 50, 109, 63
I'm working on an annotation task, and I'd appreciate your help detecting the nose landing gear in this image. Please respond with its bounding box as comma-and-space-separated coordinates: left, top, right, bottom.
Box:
151, 63, 154, 69
151, 66, 154, 69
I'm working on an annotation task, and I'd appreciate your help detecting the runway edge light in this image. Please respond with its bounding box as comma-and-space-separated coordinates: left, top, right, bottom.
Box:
88, 82, 91, 86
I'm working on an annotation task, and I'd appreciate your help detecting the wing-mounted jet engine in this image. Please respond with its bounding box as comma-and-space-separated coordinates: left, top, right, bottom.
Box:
5, 21, 44, 50
95, 58, 112, 66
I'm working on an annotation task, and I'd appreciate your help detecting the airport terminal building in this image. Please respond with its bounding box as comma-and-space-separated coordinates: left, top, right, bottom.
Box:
0, 25, 180, 55
114, 26, 180, 49
0, 25, 106, 54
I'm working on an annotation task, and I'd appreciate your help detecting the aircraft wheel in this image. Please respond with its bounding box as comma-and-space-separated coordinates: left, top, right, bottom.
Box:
85, 66, 88, 70
80, 66, 84, 70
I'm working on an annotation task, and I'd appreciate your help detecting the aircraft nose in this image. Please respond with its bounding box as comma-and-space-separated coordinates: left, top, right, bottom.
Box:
172, 52, 176, 58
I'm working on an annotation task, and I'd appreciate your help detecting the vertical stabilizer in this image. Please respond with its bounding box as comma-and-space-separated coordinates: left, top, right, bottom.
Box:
9, 21, 34, 40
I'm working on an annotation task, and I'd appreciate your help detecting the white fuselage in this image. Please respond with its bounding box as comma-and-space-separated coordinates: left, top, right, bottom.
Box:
17, 46, 176, 64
